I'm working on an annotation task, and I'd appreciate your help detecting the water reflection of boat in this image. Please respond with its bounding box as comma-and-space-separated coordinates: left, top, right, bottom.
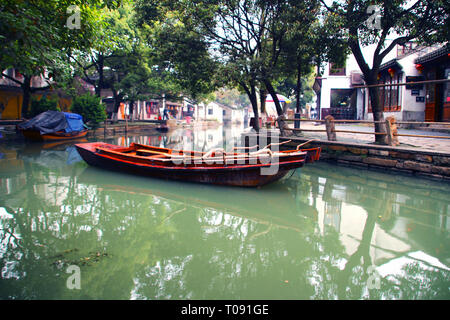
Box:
75, 141, 320, 187
16, 138, 85, 168
0, 146, 24, 177
78, 167, 318, 232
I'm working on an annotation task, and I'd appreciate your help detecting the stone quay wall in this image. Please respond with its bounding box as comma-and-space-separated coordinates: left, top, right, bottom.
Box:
243, 133, 450, 181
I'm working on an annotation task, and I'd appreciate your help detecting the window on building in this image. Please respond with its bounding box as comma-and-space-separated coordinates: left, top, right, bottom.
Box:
443, 68, 450, 121
208, 108, 213, 115
330, 89, 357, 119
146, 102, 159, 114
369, 72, 402, 112
329, 62, 346, 76
425, 70, 436, 104
223, 109, 226, 116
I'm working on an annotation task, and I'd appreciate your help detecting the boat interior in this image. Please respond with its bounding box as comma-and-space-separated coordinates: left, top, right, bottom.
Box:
94, 141, 312, 165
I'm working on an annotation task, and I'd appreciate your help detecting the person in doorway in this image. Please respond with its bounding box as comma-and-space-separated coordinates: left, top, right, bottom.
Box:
163, 108, 169, 120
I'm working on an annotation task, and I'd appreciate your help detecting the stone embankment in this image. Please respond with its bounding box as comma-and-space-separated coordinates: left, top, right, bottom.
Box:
243, 133, 450, 181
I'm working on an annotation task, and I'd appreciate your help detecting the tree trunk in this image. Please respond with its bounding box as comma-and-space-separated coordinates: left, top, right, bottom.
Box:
112, 89, 122, 123
295, 65, 302, 114
264, 80, 283, 116
259, 87, 267, 115
129, 100, 135, 122
264, 80, 291, 136
348, 36, 388, 144
21, 76, 32, 119
95, 55, 104, 97
367, 81, 387, 144
249, 86, 259, 132
241, 81, 259, 132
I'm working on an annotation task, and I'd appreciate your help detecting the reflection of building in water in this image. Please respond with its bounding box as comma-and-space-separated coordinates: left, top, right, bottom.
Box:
305, 165, 449, 269
324, 199, 342, 233
107, 134, 177, 149
0, 174, 25, 197
105, 123, 248, 152
164, 124, 246, 152
322, 177, 345, 232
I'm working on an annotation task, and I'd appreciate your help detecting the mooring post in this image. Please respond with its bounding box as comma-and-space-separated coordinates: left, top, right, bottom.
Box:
385, 116, 399, 146
325, 115, 336, 141
294, 112, 301, 129
277, 115, 286, 137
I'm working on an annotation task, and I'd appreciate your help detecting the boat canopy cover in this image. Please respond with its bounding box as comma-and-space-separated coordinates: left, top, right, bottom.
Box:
63, 112, 85, 133
18, 111, 85, 134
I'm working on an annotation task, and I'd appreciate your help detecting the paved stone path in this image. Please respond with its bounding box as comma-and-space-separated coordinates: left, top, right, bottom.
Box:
288, 122, 450, 153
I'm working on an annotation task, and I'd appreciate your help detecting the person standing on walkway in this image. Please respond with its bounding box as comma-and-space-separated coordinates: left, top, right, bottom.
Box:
163, 108, 169, 120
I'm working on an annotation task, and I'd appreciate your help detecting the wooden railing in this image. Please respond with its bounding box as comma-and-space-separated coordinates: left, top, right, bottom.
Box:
277, 115, 450, 146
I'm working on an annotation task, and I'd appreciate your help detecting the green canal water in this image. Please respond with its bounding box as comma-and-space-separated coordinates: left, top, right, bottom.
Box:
0, 126, 449, 300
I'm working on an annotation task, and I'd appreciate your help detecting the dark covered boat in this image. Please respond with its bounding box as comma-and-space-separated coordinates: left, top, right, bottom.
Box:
75, 141, 320, 187
156, 124, 169, 132
17, 110, 88, 141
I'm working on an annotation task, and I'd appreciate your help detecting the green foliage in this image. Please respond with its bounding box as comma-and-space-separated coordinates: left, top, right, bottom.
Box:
28, 96, 60, 118
214, 88, 250, 108
0, 1, 119, 118
71, 93, 106, 127
139, 4, 218, 100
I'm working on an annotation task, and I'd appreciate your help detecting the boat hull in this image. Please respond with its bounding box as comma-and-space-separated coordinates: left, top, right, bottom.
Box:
75, 142, 306, 187
20, 129, 88, 141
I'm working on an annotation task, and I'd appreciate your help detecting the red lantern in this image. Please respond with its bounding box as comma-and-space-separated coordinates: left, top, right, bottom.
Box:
415, 64, 424, 74
388, 68, 395, 78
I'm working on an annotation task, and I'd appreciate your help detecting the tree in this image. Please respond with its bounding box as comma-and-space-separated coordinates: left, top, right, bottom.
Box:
0, 0, 116, 118
135, 0, 219, 104
277, 5, 348, 114
28, 96, 60, 118
71, 93, 106, 127
67, 2, 137, 115
167, 0, 287, 131
214, 88, 250, 108
164, 0, 341, 133
319, 0, 449, 143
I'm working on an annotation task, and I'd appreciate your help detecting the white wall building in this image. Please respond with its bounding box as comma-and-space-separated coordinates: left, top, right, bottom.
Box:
314, 41, 444, 121
196, 101, 245, 123
196, 101, 223, 122
314, 51, 366, 120
222, 105, 245, 124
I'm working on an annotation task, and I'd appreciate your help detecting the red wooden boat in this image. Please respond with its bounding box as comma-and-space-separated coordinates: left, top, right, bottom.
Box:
75, 140, 320, 187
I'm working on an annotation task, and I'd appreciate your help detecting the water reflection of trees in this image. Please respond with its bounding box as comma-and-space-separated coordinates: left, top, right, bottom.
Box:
0, 142, 449, 299
302, 164, 449, 299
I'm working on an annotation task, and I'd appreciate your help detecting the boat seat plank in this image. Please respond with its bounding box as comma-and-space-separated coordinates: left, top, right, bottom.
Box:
136, 149, 172, 157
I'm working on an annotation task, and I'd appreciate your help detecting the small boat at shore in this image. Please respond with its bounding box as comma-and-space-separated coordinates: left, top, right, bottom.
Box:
17, 111, 88, 141
155, 124, 169, 132
75, 140, 320, 187
20, 128, 88, 141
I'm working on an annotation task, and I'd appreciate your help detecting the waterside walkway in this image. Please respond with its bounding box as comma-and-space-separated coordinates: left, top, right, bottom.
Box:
286, 122, 450, 153
243, 124, 450, 181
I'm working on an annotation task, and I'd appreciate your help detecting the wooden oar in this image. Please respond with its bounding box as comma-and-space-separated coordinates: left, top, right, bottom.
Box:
232, 145, 259, 151
296, 139, 316, 150
263, 140, 292, 150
